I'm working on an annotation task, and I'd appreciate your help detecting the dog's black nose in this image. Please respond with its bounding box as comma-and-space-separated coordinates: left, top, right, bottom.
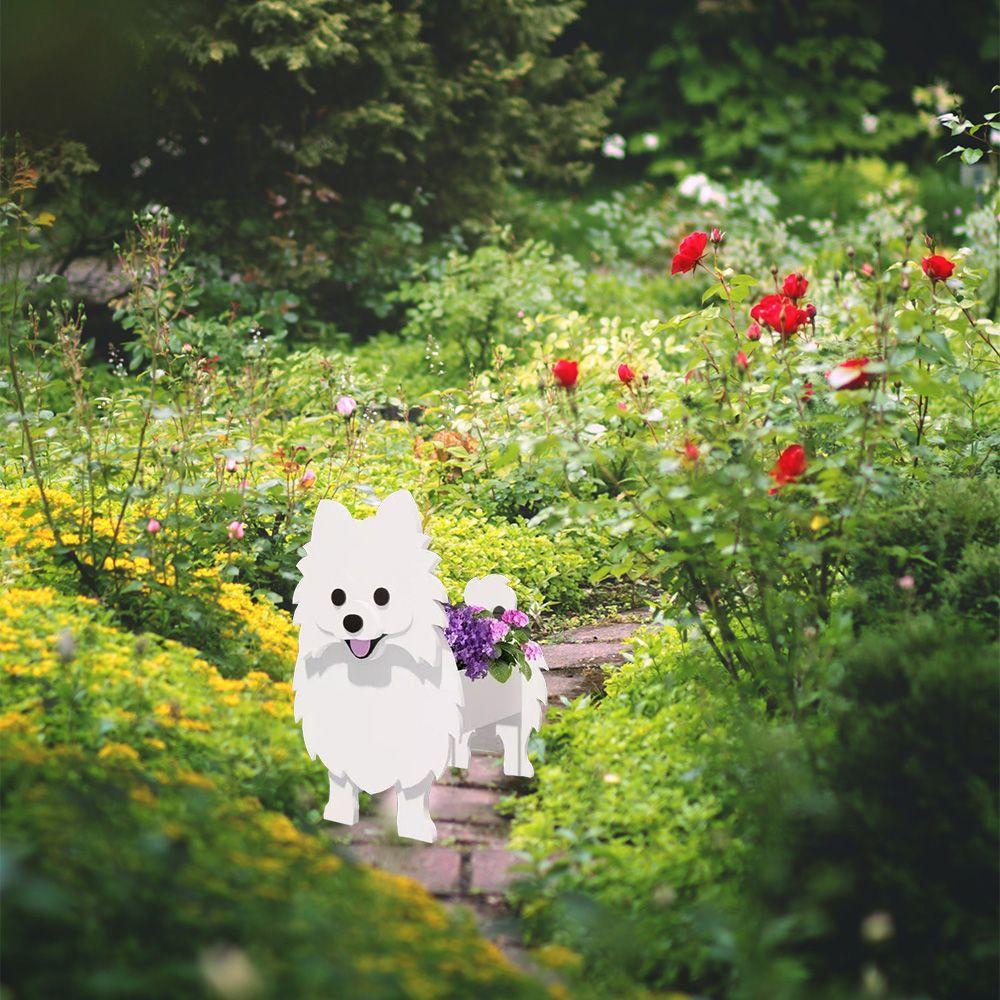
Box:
343, 614, 363, 634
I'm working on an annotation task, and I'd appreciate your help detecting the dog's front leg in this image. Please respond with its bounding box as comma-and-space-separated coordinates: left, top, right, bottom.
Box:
324, 771, 359, 826
453, 731, 472, 769
395, 774, 436, 843
497, 719, 534, 777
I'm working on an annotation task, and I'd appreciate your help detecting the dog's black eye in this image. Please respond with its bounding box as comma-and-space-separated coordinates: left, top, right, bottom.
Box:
331, 588, 346, 606
492, 605, 506, 618
373, 587, 390, 606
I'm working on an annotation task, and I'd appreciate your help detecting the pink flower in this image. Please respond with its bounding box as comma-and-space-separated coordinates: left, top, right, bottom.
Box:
861, 262, 874, 277
488, 619, 510, 642
746, 322, 762, 341
523, 641, 543, 662
897, 574, 915, 591
710, 227, 724, 244
517, 309, 525, 319
617, 401, 628, 411
299, 468, 317, 488
735, 349, 749, 370
336, 395, 357, 417
501, 608, 529, 628
225, 456, 238, 473
227, 520, 246, 540
146, 518, 162, 534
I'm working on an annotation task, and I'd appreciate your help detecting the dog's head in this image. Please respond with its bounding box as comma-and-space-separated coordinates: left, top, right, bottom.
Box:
293, 490, 447, 664
463, 574, 517, 615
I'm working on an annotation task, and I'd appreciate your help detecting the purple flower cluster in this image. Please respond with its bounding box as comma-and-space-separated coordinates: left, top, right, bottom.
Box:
501, 608, 529, 628
444, 604, 497, 680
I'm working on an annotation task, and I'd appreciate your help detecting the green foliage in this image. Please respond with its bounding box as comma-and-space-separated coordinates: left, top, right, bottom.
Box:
397, 236, 587, 372
847, 476, 1000, 632
728, 616, 999, 999
509, 628, 756, 993
7, 0, 617, 327
429, 509, 589, 613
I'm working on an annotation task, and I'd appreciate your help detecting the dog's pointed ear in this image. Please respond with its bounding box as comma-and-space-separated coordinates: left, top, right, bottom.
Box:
376, 490, 423, 535
309, 499, 352, 545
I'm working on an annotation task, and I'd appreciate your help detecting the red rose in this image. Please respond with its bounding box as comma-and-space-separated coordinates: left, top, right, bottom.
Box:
746, 322, 762, 341
826, 357, 873, 390
671, 231, 708, 275
921, 254, 955, 281
735, 349, 749, 370
683, 439, 700, 462
782, 272, 809, 299
617, 363, 636, 384
769, 444, 807, 492
750, 293, 810, 339
552, 359, 579, 388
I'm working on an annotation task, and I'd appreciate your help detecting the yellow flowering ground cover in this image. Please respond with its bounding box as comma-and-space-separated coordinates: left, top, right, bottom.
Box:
2, 734, 545, 998
0, 586, 317, 819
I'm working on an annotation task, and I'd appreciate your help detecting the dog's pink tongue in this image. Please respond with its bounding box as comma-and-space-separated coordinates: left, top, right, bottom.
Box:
347, 638, 372, 659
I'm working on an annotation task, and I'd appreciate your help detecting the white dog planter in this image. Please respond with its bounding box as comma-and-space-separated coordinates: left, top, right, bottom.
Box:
454, 575, 548, 779
292, 490, 547, 843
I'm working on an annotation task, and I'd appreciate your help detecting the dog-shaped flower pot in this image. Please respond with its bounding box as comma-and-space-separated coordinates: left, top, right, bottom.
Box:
292, 490, 547, 843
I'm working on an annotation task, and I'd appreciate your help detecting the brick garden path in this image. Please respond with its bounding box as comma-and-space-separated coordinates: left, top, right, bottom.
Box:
327, 619, 644, 957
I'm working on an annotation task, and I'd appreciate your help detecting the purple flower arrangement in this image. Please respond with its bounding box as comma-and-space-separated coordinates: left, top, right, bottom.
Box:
444, 603, 541, 682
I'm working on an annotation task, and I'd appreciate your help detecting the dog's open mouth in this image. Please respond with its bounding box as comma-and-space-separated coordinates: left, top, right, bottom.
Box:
345, 635, 386, 660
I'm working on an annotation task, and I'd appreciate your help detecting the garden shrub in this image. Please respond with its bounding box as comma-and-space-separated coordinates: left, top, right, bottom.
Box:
8, 0, 617, 328
1, 735, 542, 999
509, 627, 757, 994
397, 238, 587, 372
428, 509, 589, 613
0, 587, 318, 822
728, 616, 999, 999
846, 476, 1000, 633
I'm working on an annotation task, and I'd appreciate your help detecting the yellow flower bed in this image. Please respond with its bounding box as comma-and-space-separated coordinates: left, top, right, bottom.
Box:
0, 586, 310, 816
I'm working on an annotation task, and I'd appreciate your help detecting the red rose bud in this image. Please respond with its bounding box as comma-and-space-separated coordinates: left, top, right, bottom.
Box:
802, 381, 814, 403
683, 439, 700, 462
710, 227, 725, 245
617, 363, 636, 384
861, 262, 874, 277
769, 444, 807, 492
671, 231, 708, 275
921, 254, 955, 281
782, 272, 809, 299
805, 303, 817, 321
735, 349, 749, 370
552, 358, 579, 388
746, 321, 762, 341
826, 357, 873, 390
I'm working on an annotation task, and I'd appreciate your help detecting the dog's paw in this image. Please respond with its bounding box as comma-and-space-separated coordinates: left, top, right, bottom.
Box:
397, 816, 437, 843
323, 800, 359, 826
502, 758, 534, 778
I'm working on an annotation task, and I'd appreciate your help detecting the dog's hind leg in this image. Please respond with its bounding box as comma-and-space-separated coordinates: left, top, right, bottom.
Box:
396, 774, 436, 843
323, 771, 359, 826
497, 718, 533, 778
453, 731, 472, 769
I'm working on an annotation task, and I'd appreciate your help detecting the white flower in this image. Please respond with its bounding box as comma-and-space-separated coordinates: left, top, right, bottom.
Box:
601, 133, 626, 160
861, 113, 879, 134
678, 172, 728, 208
645, 408, 664, 422
641, 132, 660, 150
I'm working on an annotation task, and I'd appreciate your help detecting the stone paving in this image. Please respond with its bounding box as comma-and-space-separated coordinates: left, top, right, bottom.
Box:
325, 618, 646, 954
